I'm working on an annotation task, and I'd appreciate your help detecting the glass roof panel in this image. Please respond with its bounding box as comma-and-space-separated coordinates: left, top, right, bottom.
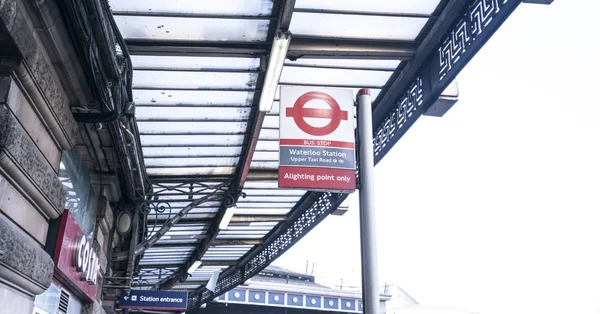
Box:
147, 167, 237, 176
241, 196, 300, 203
262, 116, 278, 129
139, 260, 184, 266
141, 135, 245, 146
132, 71, 258, 90
146, 247, 194, 254
285, 58, 401, 70
114, 16, 270, 42
236, 202, 296, 208
137, 121, 248, 134
137, 107, 251, 121
216, 233, 264, 239
131, 56, 260, 71
252, 151, 278, 161
280, 66, 393, 87
143, 146, 242, 158
255, 140, 279, 151
289, 13, 429, 40
274, 87, 382, 102
155, 213, 216, 221
242, 180, 280, 189
257, 129, 278, 140
294, 0, 441, 15
230, 207, 293, 215
242, 189, 305, 196
145, 157, 239, 167
133, 90, 254, 106
110, 0, 274, 16
250, 161, 279, 169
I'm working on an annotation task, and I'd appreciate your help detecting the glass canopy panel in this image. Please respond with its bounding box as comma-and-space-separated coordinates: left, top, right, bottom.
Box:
132, 71, 258, 90
289, 13, 429, 40
250, 161, 279, 170
294, 0, 441, 15
257, 129, 278, 140
242, 181, 279, 189
110, 0, 274, 16
133, 90, 254, 106
243, 189, 306, 196
236, 202, 297, 208
147, 167, 237, 176
136, 107, 251, 121
137, 121, 248, 134
232, 207, 293, 215
280, 66, 393, 87
252, 151, 278, 161
156, 213, 216, 221
131, 56, 260, 71
285, 58, 401, 70
149, 223, 209, 232
139, 260, 184, 266
145, 157, 239, 167
216, 233, 265, 239
241, 195, 300, 203
141, 135, 245, 146
255, 140, 279, 151
262, 116, 278, 129
143, 146, 243, 158
114, 16, 270, 42
274, 88, 382, 102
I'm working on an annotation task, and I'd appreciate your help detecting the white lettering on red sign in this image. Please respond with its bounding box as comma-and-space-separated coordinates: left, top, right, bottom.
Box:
72, 235, 99, 285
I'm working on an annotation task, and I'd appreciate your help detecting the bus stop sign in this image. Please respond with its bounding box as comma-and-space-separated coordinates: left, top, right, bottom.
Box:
279, 86, 356, 192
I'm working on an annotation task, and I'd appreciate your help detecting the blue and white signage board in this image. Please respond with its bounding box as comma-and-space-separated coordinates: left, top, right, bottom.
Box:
119, 290, 188, 311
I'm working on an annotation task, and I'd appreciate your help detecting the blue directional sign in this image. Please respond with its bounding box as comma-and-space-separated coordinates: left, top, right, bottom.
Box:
120, 290, 188, 311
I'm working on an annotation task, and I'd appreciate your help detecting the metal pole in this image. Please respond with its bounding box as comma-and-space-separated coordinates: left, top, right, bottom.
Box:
357, 88, 380, 314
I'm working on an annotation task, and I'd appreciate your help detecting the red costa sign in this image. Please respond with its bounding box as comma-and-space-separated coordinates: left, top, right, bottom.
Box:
52, 210, 98, 302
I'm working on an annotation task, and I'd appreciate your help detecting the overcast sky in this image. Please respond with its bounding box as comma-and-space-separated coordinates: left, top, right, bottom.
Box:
274, 1, 600, 314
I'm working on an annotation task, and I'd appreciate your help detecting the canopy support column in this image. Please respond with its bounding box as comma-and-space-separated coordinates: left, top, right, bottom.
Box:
357, 89, 380, 314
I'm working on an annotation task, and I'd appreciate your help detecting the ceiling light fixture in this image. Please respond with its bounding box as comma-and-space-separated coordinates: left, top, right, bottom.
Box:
258, 32, 292, 112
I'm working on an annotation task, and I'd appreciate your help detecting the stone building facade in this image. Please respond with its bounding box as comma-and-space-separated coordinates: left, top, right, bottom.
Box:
0, 0, 121, 313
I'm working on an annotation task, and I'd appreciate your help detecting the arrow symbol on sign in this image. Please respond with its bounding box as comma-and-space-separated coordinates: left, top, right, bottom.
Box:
124, 296, 129, 301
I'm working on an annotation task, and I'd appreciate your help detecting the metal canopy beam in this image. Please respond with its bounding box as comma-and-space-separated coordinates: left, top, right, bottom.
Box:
125, 38, 417, 60
187, 0, 523, 309
154, 0, 294, 291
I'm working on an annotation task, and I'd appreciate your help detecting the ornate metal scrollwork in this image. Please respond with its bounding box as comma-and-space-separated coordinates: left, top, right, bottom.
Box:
134, 179, 245, 255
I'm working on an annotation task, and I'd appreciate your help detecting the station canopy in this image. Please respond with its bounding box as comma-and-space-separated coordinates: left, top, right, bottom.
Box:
106, 0, 517, 308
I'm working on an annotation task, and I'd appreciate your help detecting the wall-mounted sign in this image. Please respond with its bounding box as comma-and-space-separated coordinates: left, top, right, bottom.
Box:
279, 86, 356, 192
119, 290, 188, 311
49, 210, 98, 302
72, 235, 99, 285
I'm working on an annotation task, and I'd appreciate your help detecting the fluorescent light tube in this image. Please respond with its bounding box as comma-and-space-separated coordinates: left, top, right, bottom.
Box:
219, 206, 236, 230
187, 260, 202, 274
258, 32, 292, 112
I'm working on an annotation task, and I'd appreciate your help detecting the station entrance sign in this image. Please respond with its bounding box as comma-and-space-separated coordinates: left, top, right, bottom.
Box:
279, 86, 356, 191
119, 290, 188, 311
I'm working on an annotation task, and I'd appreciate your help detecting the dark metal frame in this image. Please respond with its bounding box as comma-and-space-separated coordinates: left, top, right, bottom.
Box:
102, 0, 526, 308
185, 0, 523, 309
